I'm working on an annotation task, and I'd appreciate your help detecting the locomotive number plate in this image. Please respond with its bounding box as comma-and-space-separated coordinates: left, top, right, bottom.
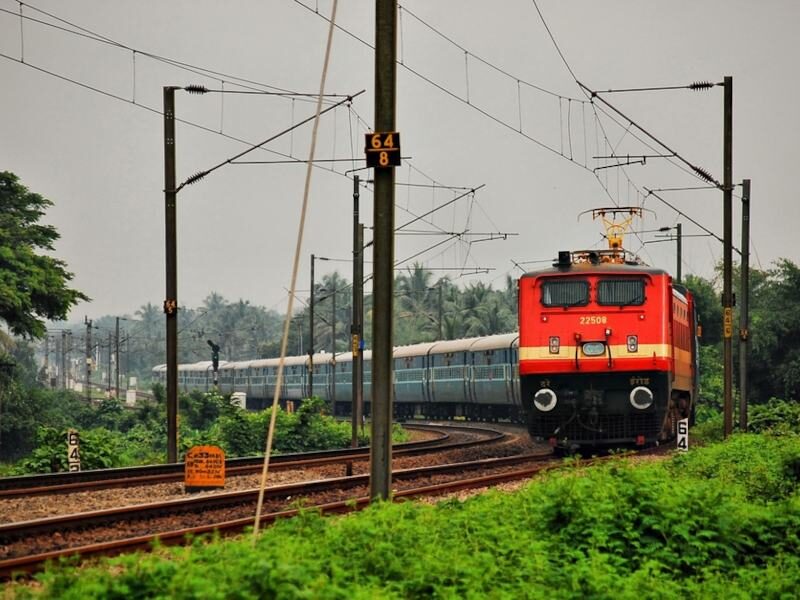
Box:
579, 315, 608, 325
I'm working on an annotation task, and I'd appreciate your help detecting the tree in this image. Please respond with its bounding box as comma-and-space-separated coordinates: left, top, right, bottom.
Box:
747, 259, 800, 401
684, 274, 722, 346
0, 172, 88, 338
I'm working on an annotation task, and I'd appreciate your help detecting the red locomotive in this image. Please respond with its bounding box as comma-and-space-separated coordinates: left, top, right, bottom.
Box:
518, 248, 698, 450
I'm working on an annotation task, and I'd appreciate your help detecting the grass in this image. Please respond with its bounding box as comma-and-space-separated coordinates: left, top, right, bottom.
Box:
5, 433, 800, 599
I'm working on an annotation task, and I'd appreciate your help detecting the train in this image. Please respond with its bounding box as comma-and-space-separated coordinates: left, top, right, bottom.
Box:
152, 332, 522, 421
153, 248, 698, 450
518, 249, 698, 449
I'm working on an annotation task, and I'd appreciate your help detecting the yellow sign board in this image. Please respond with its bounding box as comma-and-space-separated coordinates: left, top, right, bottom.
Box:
185, 445, 225, 490
723, 307, 733, 338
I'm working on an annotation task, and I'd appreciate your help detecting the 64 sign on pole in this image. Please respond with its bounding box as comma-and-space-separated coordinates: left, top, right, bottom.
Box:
365, 132, 401, 168
67, 429, 81, 471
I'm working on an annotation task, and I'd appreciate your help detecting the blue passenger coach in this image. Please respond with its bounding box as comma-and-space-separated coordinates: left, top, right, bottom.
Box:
153, 333, 520, 420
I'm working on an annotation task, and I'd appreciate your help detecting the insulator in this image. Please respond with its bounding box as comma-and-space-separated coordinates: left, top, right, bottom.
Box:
185, 171, 209, 185
688, 81, 715, 91
185, 84, 209, 95
692, 165, 714, 183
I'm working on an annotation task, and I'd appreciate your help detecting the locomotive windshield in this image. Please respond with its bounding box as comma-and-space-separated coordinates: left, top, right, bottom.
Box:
541, 280, 589, 307
597, 278, 645, 306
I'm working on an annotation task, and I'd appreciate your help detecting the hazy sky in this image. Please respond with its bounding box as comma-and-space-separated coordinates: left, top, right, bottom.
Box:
2, 1, 798, 322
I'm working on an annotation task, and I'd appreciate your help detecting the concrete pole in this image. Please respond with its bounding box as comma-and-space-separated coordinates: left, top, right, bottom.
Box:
370, 0, 398, 501
163, 86, 179, 462
722, 76, 734, 438
739, 179, 750, 431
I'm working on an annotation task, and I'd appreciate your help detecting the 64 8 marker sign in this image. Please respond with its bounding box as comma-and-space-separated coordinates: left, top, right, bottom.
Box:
365, 132, 401, 168
677, 417, 689, 452
67, 429, 81, 471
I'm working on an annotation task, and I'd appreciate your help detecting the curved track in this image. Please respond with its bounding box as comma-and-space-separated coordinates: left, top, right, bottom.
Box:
0, 450, 555, 578
0, 424, 499, 499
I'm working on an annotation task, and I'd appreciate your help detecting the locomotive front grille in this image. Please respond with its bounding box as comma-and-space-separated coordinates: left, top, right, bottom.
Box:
532, 411, 660, 442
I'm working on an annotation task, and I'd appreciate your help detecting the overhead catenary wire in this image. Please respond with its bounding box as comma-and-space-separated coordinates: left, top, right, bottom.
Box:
5, 2, 339, 104
3, 2, 492, 268
1, 41, 492, 277
177, 90, 364, 191
295, 0, 683, 246
4, 0, 744, 286
527, 0, 725, 262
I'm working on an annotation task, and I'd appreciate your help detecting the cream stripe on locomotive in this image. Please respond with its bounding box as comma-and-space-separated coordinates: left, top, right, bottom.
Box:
519, 343, 674, 361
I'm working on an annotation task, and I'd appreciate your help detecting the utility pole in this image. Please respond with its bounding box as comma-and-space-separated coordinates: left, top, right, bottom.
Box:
107, 332, 112, 395
85, 317, 92, 401
722, 76, 734, 438
163, 86, 179, 463
370, 0, 398, 501
331, 287, 337, 413
43, 335, 50, 388
309, 253, 316, 399
60, 331, 67, 389
438, 283, 444, 340
115, 317, 121, 399
739, 179, 751, 431
352, 176, 364, 454
675, 223, 682, 285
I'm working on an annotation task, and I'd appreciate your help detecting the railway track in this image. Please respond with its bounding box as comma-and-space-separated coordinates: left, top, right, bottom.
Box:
0, 449, 556, 578
0, 438, 673, 579
0, 423, 500, 499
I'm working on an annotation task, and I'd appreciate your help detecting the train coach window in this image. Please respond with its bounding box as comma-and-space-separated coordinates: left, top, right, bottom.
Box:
597, 279, 646, 306
541, 280, 589, 307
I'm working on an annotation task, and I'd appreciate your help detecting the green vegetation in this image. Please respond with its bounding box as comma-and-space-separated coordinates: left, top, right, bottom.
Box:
3, 391, 394, 475
0, 171, 88, 339
7, 434, 799, 598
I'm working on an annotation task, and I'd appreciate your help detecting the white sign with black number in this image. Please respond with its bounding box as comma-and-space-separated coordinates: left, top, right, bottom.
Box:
67, 429, 81, 471
677, 417, 689, 452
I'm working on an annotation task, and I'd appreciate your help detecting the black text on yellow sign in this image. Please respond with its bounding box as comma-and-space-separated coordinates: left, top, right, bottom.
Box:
365, 132, 401, 168
723, 307, 733, 338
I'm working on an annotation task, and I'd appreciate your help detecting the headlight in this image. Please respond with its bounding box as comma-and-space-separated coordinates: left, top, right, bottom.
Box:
534, 388, 557, 412
629, 386, 654, 410
582, 342, 605, 356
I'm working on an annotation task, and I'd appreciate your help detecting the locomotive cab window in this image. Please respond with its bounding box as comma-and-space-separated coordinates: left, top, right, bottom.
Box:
541, 279, 589, 307
597, 278, 646, 306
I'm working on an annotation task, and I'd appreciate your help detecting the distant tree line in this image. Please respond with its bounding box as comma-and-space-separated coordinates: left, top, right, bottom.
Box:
75, 264, 519, 383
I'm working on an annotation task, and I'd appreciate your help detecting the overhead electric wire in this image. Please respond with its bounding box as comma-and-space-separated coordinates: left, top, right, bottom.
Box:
4, 37, 486, 253
291, 0, 585, 165
399, 4, 582, 101
8, 2, 337, 104
578, 81, 720, 187
297, 0, 681, 244
177, 90, 364, 190
8, 0, 491, 246
528, 0, 730, 265
529, 0, 579, 82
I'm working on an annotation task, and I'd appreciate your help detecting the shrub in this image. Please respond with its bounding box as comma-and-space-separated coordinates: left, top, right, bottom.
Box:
748, 397, 800, 435
12, 427, 130, 474
16, 434, 800, 598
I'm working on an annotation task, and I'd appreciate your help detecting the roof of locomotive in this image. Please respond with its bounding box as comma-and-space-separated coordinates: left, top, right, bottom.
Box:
520, 261, 668, 279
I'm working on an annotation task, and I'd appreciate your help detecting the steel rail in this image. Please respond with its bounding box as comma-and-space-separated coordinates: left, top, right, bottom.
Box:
0, 423, 497, 497
0, 450, 549, 547
0, 451, 560, 579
